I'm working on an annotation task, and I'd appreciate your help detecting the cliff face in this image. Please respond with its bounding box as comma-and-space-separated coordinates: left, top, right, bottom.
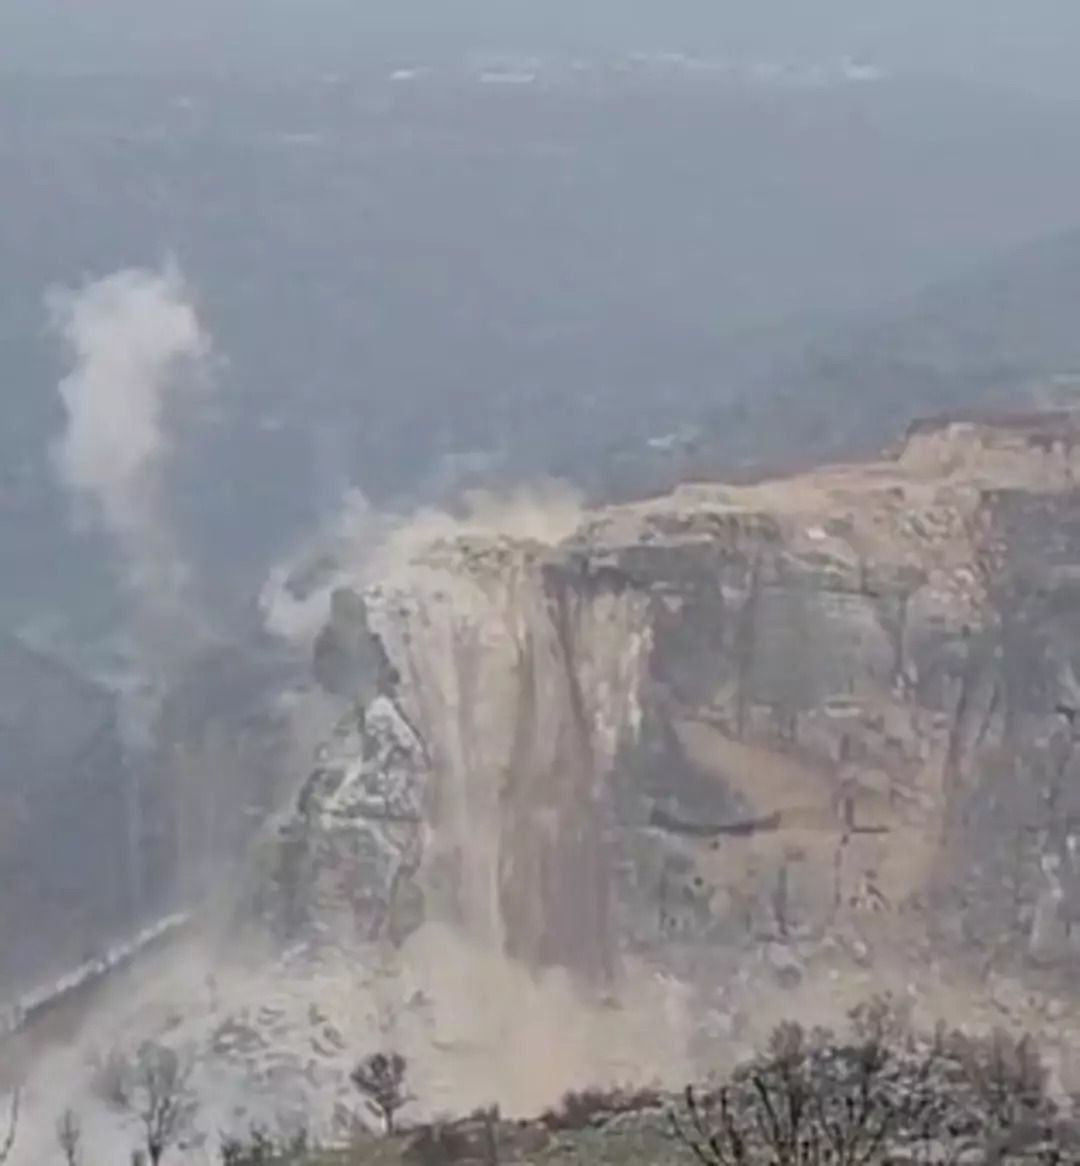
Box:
21, 414, 1080, 1160
271, 414, 1080, 981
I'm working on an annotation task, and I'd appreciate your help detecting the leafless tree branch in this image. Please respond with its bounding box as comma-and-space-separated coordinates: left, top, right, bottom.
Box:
0, 1091, 18, 1165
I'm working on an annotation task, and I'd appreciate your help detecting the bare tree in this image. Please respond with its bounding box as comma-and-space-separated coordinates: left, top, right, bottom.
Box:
220, 1124, 311, 1165
103, 1042, 197, 1166
937, 1027, 1063, 1163
0, 1091, 17, 1165
671, 1007, 946, 1166
351, 1051, 411, 1134
56, 1107, 82, 1166
947, 1028, 1049, 1131
671, 997, 1079, 1166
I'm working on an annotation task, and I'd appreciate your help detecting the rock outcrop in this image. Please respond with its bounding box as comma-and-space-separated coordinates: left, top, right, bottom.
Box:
23, 413, 1080, 1163
269, 413, 1080, 983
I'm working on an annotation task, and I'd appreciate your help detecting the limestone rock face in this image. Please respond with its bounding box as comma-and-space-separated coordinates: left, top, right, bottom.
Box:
274, 413, 1080, 980
267, 693, 427, 946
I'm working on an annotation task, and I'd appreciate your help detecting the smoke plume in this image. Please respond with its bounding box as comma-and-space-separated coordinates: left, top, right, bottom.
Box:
48, 262, 212, 660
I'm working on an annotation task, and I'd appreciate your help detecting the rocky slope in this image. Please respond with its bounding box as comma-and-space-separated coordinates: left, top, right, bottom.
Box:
20, 412, 1080, 1162
271, 411, 1080, 984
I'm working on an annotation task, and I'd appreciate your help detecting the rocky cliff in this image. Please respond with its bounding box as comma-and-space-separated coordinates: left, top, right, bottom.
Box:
21, 413, 1080, 1161
270, 412, 1080, 985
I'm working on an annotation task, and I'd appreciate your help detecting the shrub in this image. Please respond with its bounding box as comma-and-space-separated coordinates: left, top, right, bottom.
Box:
351, 1051, 412, 1134
671, 997, 1075, 1166
541, 1085, 663, 1131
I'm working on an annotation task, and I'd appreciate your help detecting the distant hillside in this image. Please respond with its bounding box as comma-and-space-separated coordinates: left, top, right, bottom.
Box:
693, 225, 1080, 476
5, 66, 1080, 635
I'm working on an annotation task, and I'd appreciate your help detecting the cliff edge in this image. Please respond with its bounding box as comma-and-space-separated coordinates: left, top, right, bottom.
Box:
267, 412, 1080, 985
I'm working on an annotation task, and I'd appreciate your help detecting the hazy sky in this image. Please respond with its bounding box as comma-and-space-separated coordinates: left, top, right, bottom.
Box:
3, 0, 1080, 98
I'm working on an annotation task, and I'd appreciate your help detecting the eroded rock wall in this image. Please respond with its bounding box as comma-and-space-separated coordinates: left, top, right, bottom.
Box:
270, 414, 1080, 983
268, 539, 651, 980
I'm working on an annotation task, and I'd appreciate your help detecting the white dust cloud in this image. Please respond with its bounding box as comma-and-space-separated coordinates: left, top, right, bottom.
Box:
48, 262, 211, 645
7, 922, 694, 1165
259, 480, 585, 645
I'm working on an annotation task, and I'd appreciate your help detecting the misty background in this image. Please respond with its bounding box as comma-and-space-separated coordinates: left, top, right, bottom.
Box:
5, 1, 1080, 992
7, 1, 1080, 100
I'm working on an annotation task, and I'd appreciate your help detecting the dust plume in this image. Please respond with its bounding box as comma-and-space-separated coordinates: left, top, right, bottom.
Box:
48, 261, 212, 664
5, 920, 694, 1165
260, 479, 584, 645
